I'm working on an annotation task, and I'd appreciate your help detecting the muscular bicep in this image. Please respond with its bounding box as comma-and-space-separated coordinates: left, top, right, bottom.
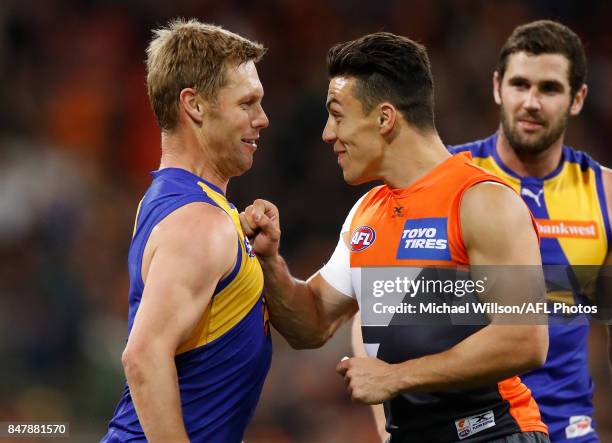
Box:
460, 183, 546, 323
308, 272, 359, 335
127, 203, 237, 356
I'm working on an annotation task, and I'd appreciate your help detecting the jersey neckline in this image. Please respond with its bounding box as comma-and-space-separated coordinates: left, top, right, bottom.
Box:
489, 132, 567, 184
386, 152, 470, 197
151, 167, 226, 196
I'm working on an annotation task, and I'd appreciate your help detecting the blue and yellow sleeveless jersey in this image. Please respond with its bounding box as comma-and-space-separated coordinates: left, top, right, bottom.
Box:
450, 134, 610, 442
101, 167, 272, 443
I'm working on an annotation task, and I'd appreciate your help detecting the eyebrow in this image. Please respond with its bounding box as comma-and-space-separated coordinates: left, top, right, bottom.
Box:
508, 75, 565, 89
326, 97, 340, 111
539, 80, 564, 91
238, 89, 264, 102
507, 75, 529, 84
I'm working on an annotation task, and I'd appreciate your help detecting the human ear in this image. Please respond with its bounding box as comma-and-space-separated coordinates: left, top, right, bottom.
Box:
570, 84, 588, 116
179, 88, 204, 124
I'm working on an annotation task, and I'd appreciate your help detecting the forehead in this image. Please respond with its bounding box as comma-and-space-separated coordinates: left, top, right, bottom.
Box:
503, 51, 570, 86
222, 60, 263, 96
327, 76, 360, 107
327, 76, 357, 102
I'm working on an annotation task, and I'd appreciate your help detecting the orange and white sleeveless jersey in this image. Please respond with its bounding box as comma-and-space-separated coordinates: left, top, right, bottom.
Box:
321, 153, 547, 442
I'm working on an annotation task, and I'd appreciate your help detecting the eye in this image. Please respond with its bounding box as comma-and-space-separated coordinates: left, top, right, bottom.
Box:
329, 108, 342, 121
540, 82, 563, 94
510, 79, 529, 90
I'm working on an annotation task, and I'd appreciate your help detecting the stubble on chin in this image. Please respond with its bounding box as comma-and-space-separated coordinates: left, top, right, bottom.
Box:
500, 110, 568, 156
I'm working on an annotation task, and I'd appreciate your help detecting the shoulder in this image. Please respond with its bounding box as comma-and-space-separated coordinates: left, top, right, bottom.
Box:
460, 182, 539, 265
601, 166, 612, 193
567, 146, 612, 213
448, 134, 497, 157
153, 202, 237, 263
460, 182, 532, 243
461, 181, 527, 217
602, 166, 612, 215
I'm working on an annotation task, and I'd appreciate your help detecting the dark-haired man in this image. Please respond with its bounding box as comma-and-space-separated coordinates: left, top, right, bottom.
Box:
357, 20, 611, 443
242, 32, 550, 442
450, 20, 612, 443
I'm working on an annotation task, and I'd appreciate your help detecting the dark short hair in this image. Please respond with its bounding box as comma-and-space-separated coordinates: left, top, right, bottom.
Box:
497, 20, 587, 98
327, 32, 435, 130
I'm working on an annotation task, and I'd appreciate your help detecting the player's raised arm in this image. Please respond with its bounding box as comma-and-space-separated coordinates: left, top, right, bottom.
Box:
122, 204, 236, 442
240, 199, 358, 349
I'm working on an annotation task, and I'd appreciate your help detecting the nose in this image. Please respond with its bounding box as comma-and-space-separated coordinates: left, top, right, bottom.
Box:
322, 116, 337, 144
253, 105, 269, 129
523, 87, 541, 112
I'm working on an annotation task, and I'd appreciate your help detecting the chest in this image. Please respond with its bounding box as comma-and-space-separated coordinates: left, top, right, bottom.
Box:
349, 194, 458, 268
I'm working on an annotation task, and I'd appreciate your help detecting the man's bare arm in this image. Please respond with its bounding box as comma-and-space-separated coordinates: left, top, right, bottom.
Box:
338, 183, 548, 403
241, 199, 358, 349
262, 258, 358, 348
122, 203, 236, 442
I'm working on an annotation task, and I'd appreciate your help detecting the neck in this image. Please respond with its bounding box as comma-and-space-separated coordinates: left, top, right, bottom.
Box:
380, 128, 451, 189
159, 129, 229, 194
496, 127, 564, 178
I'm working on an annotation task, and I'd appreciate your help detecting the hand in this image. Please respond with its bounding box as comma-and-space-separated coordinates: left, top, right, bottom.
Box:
239, 199, 281, 258
336, 356, 398, 405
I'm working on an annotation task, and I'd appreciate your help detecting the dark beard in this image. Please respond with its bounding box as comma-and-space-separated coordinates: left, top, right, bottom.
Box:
500, 108, 569, 156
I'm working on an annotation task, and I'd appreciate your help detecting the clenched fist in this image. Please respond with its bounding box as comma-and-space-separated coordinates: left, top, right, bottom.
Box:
336, 357, 399, 405
240, 199, 281, 259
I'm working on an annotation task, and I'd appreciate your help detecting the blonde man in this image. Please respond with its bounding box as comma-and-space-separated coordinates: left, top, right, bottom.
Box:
101, 19, 270, 443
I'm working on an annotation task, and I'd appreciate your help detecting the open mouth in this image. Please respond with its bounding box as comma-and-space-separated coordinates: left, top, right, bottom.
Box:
241, 138, 258, 149
335, 151, 347, 165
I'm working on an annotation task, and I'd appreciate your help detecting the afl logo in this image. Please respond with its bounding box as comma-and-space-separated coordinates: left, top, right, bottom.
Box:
350, 226, 376, 251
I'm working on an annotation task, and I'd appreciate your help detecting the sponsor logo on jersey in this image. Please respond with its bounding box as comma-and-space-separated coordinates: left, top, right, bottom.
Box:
565, 415, 594, 439
454, 410, 495, 440
350, 226, 376, 251
535, 219, 598, 239
396, 218, 451, 260
392, 206, 405, 217
521, 187, 544, 207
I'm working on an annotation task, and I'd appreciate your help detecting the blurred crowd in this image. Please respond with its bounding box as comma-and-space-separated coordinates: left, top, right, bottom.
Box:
0, 0, 611, 441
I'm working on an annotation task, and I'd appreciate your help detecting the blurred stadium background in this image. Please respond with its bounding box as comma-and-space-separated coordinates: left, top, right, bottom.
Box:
0, 0, 610, 441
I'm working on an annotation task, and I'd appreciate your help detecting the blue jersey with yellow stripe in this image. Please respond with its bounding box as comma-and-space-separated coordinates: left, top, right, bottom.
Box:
102, 168, 272, 443
450, 134, 610, 442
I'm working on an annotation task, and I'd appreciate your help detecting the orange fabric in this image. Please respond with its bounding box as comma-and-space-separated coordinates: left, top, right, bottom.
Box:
349, 152, 547, 434
349, 153, 512, 267
498, 377, 549, 434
